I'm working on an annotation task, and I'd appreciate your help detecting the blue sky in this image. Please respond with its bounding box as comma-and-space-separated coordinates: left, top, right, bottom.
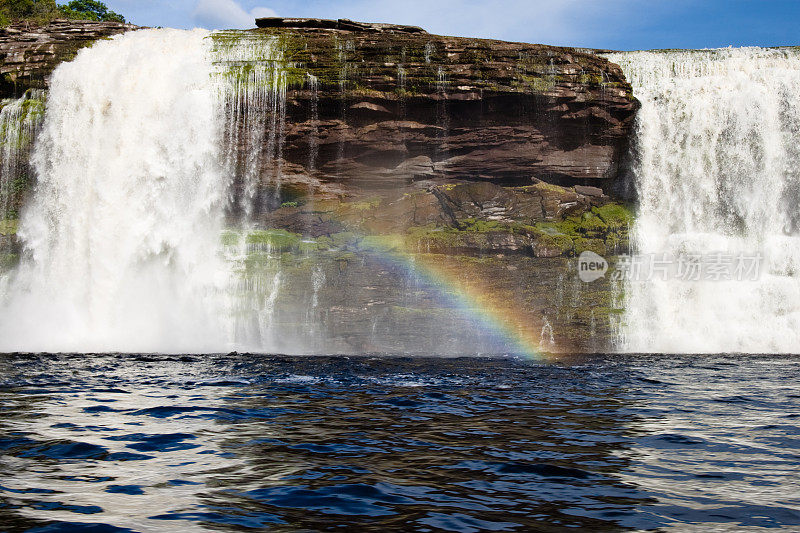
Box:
105, 0, 800, 50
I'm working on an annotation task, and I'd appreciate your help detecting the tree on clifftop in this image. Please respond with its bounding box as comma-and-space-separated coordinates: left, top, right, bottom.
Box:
59, 0, 124, 23
0, 0, 59, 24
0, 0, 125, 26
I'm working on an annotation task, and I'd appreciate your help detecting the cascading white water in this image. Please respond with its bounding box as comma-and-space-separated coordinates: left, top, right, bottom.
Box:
607, 48, 800, 353
0, 29, 233, 353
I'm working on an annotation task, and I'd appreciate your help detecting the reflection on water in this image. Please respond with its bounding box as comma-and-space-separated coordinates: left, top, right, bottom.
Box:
0, 354, 798, 531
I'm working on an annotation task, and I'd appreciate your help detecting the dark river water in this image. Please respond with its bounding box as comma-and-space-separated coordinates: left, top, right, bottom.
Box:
0, 353, 798, 532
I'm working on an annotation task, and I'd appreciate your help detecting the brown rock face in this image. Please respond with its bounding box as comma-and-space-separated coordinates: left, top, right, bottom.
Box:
0, 19, 137, 97
218, 20, 638, 202
0, 19, 639, 192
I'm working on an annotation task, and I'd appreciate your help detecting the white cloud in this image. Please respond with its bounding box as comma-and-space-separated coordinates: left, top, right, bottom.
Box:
192, 0, 276, 29
324, 0, 631, 46
251, 7, 278, 19
264, 0, 651, 48
106, 0, 686, 48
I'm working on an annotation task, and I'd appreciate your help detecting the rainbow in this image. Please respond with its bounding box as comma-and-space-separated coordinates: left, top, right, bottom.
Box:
355, 236, 556, 361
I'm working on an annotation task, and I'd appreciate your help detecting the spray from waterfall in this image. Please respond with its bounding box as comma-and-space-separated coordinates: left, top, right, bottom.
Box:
607, 48, 800, 353
210, 31, 321, 352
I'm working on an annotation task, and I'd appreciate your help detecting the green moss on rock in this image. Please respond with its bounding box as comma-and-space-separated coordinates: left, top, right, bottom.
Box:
577, 212, 608, 238
246, 229, 303, 250
401, 199, 633, 258
574, 237, 606, 256
0, 219, 18, 236
592, 203, 634, 231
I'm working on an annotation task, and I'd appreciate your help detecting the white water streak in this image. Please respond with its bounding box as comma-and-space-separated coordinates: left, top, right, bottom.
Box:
307, 73, 319, 172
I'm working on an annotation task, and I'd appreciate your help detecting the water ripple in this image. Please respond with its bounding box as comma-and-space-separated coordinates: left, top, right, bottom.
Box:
0, 353, 798, 531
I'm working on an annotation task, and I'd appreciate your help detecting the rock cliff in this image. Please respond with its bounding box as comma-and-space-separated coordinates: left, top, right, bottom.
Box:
1, 18, 638, 195
0, 19, 136, 97
229, 18, 638, 193
210, 18, 638, 261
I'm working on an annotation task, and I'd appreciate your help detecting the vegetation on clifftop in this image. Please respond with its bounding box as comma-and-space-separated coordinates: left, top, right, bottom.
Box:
0, 0, 125, 27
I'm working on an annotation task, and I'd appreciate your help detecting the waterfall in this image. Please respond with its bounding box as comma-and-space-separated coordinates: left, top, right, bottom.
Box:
540, 316, 555, 350
397, 65, 407, 116
424, 42, 434, 64
13, 27, 793, 355
0, 29, 232, 353
607, 48, 800, 353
